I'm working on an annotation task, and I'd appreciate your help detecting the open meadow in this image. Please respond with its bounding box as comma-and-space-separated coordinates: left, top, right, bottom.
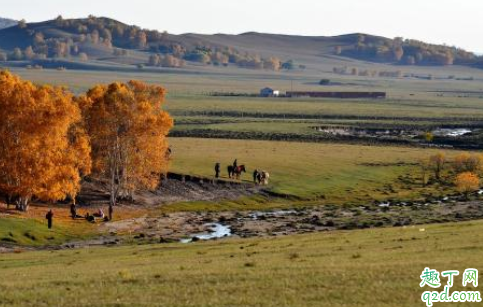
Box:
169, 138, 462, 201
1, 220, 482, 307
10, 67, 483, 149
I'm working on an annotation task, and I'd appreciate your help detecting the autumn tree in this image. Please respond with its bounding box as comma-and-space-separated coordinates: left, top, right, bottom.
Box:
263, 57, 281, 71
24, 46, 35, 60
54, 41, 70, 58
103, 39, 113, 49
148, 54, 160, 66
424, 132, 434, 142
135, 31, 147, 49
453, 153, 480, 173
429, 153, 445, 181
33, 32, 45, 45
55, 15, 64, 27
80, 80, 173, 210
78, 52, 89, 61
455, 172, 479, 199
101, 28, 112, 41
419, 158, 431, 187
10, 48, 23, 61
18, 19, 27, 29
161, 54, 183, 68
0, 70, 91, 211
443, 51, 454, 65
212, 51, 229, 65
393, 46, 404, 61
90, 30, 100, 44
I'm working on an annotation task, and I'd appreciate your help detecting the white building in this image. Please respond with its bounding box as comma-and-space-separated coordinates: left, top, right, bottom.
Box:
260, 87, 280, 97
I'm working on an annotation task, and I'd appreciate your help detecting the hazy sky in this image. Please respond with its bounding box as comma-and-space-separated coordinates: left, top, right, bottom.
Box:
3, 0, 483, 52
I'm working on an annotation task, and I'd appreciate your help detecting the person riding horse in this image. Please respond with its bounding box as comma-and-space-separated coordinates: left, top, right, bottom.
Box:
228, 164, 246, 179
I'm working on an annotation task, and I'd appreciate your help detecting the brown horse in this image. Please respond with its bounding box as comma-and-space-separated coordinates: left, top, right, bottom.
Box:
228, 165, 246, 179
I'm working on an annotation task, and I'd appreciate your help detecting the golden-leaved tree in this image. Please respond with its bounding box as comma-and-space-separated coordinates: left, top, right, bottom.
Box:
455, 172, 480, 199
80, 80, 173, 208
0, 70, 91, 211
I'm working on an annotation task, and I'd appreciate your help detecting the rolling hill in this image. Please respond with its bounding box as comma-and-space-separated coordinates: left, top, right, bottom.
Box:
0, 16, 481, 73
0, 17, 17, 30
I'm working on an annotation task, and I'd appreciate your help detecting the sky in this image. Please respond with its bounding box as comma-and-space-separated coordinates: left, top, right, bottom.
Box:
2, 0, 483, 53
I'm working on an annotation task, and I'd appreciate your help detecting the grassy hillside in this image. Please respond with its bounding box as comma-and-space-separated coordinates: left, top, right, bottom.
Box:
0, 220, 481, 306
0, 16, 481, 74
0, 17, 16, 30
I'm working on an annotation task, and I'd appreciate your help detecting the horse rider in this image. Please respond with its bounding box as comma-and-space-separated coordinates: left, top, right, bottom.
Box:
215, 162, 221, 178
233, 159, 238, 169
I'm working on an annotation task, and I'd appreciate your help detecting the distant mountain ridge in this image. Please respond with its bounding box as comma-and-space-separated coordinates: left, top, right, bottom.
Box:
0, 16, 481, 71
0, 17, 17, 30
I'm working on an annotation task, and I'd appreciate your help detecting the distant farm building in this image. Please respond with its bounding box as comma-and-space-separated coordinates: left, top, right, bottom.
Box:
260, 87, 280, 97
286, 91, 386, 99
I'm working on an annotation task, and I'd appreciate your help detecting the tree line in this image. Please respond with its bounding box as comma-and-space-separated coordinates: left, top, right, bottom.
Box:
334, 35, 478, 66
0, 70, 173, 211
332, 66, 403, 78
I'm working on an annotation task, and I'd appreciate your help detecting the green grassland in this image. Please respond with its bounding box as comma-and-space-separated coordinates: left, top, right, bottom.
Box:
169, 138, 461, 202
0, 218, 90, 247
8, 67, 483, 138
11, 67, 483, 145
167, 95, 483, 120
1, 220, 482, 307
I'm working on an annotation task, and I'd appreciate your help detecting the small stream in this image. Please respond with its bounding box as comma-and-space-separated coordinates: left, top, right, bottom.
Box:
433, 128, 472, 137
180, 223, 232, 243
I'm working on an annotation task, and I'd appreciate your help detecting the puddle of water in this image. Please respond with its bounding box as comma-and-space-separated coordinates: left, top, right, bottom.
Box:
180, 223, 231, 243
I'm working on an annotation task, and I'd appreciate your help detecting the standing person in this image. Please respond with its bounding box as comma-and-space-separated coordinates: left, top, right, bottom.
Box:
253, 169, 259, 184
108, 204, 113, 221
70, 203, 77, 219
215, 162, 221, 178
46, 210, 54, 229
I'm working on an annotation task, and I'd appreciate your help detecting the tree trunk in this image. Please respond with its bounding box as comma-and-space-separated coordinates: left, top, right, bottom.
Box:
17, 196, 29, 212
